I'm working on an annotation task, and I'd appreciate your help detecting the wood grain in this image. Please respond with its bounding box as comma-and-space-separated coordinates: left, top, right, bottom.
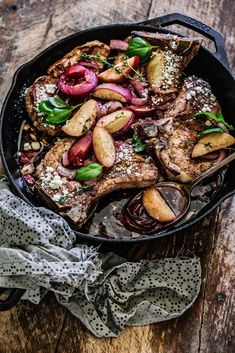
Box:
0, 0, 234, 352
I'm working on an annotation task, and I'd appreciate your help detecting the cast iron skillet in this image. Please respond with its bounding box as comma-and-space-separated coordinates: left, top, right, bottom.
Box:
0, 13, 235, 310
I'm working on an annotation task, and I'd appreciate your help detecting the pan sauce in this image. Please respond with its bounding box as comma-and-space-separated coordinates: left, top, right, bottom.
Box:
82, 171, 224, 239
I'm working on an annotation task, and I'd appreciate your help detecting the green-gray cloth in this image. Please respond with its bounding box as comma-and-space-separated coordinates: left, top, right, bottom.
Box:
0, 181, 201, 337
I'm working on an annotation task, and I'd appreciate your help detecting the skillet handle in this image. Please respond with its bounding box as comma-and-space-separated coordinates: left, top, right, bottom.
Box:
138, 13, 231, 72
0, 288, 25, 311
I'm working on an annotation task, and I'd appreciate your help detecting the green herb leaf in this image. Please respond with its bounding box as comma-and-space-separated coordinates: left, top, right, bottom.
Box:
43, 108, 72, 125
126, 37, 157, 62
75, 163, 103, 181
198, 127, 225, 138
194, 111, 234, 131
48, 97, 68, 108
38, 100, 54, 114
132, 134, 146, 152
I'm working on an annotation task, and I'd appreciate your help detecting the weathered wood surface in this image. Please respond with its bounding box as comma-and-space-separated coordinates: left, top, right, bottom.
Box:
0, 1, 234, 352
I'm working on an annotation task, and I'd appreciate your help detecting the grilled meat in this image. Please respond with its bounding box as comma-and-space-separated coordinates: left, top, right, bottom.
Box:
131, 32, 202, 115
35, 140, 158, 226
165, 75, 221, 119
47, 40, 110, 78
25, 76, 61, 136
153, 117, 218, 182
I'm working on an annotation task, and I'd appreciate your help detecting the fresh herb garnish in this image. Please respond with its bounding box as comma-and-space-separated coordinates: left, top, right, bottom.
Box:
38, 97, 81, 125
115, 111, 125, 120
80, 53, 144, 81
126, 37, 157, 63
184, 139, 195, 146
132, 134, 146, 152
59, 185, 92, 204
198, 127, 225, 138
194, 111, 234, 131
204, 142, 213, 148
75, 163, 103, 181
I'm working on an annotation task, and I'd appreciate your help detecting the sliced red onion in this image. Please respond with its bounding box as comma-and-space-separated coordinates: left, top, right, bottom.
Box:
98, 101, 123, 118
24, 174, 35, 186
130, 79, 145, 97
110, 40, 128, 51
57, 165, 76, 179
202, 149, 226, 161
58, 64, 98, 96
130, 97, 148, 106
128, 105, 155, 116
19, 153, 30, 165
62, 151, 70, 167
78, 61, 99, 72
66, 180, 82, 192
93, 83, 132, 102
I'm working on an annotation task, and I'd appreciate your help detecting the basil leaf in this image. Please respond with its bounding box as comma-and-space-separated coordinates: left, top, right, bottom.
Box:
38, 100, 54, 114
75, 163, 103, 181
48, 97, 68, 108
194, 111, 235, 131
126, 37, 156, 62
132, 134, 146, 152
198, 127, 225, 138
43, 108, 72, 125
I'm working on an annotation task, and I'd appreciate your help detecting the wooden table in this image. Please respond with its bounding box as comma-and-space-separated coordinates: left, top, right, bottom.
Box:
0, 1, 234, 352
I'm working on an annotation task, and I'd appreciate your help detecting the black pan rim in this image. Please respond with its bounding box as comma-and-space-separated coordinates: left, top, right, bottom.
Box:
1, 21, 235, 243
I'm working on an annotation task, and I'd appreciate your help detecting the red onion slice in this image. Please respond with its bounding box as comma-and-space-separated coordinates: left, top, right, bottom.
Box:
57, 165, 76, 179
78, 61, 99, 72
62, 152, 70, 167
130, 97, 148, 106
110, 40, 128, 51
130, 79, 146, 97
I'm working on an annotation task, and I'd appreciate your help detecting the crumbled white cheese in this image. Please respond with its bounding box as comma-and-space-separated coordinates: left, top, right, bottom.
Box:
52, 193, 62, 202
46, 166, 54, 173
45, 84, 57, 94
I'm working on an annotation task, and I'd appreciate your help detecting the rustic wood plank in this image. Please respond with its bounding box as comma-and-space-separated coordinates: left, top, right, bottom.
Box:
0, 0, 234, 352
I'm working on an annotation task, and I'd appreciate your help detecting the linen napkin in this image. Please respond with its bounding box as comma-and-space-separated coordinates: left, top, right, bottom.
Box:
0, 180, 201, 337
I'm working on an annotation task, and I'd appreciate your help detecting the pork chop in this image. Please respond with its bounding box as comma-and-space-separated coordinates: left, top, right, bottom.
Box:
164, 75, 221, 119
47, 40, 110, 78
35, 140, 159, 226
152, 116, 218, 182
25, 76, 61, 136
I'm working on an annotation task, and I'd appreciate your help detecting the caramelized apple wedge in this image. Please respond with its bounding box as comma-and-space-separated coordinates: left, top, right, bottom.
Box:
97, 56, 140, 83
93, 83, 132, 103
143, 187, 176, 223
62, 99, 98, 137
192, 133, 235, 158
93, 126, 116, 167
146, 49, 166, 89
97, 109, 134, 134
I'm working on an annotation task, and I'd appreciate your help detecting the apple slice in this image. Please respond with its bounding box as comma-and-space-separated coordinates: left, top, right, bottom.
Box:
93, 83, 132, 103
97, 109, 134, 133
192, 132, 235, 158
146, 49, 165, 88
93, 126, 116, 167
62, 99, 98, 137
97, 56, 140, 83
143, 187, 176, 223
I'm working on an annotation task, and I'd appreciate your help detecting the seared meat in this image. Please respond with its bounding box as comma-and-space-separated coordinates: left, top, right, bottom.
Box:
131, 32, 202, 115
132, 31, 202, 56
35, 140, 158, 226
65, 142, 158, 227
47, 40, 110, 78
132, 118, 159, 139
153, 117, 218, 182
165, 75, 221, 119
25, 76, 61, 137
